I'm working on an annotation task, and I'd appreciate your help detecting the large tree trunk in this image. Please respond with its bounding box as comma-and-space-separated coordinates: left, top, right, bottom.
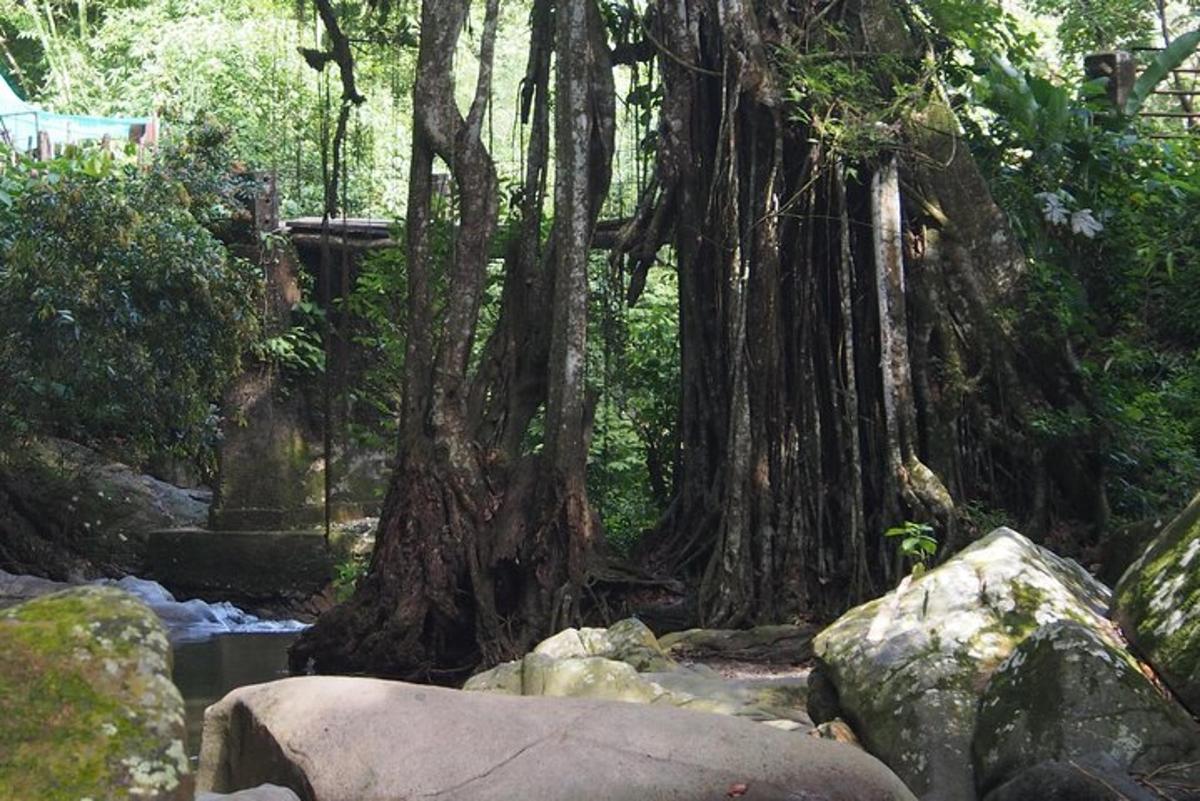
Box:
636, 0, 1105, 624
290, 0, 616, 680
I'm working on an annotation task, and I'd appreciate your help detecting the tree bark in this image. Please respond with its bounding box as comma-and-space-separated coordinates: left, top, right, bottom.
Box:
291, 0, 616, 679
291, 0, 505, 678
636, 0, 1104, 623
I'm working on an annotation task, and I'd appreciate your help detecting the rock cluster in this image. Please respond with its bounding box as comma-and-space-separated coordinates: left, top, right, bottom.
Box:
812, 525, 1200, 801
465, 617, 815, 729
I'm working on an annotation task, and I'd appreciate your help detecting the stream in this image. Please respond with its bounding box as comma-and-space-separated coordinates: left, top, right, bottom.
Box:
102, 577, 307, 761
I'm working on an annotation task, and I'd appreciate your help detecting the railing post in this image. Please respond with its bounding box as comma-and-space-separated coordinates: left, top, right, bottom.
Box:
1084, 51, 1136, 110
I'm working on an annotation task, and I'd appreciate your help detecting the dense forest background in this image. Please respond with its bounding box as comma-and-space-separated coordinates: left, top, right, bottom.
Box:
1, 0, 1198, 677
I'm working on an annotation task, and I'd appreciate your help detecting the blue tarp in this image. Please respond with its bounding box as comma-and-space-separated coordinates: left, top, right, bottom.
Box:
0, 74, 153, 151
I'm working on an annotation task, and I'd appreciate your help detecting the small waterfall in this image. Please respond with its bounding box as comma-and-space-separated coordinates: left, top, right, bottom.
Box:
100, 576, 309, 642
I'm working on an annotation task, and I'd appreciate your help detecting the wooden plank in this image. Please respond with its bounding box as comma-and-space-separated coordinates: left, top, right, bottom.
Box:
284, 217, 394, 238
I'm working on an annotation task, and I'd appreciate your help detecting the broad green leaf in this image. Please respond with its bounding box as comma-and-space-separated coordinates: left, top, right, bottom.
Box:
1125, 30, 1200, 117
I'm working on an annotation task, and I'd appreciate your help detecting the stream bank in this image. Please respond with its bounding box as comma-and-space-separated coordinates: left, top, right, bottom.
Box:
0, 569, 307, 760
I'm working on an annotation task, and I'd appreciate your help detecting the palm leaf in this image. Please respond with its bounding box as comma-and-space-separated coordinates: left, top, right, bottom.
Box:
1125, 29, 1200, 117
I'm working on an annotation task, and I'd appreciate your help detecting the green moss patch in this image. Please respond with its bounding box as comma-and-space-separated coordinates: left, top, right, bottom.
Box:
0, 587, 189, 801
1115, 491, 1200, 715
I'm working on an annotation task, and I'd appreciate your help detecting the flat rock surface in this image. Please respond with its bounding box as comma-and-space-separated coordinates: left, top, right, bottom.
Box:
659, 624, 817, 663
0, 569, 71, 608
198, 676, 917, 801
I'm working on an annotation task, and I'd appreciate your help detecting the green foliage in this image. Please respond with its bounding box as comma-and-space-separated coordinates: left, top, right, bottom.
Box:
156, 115, 259, 234
332, 551, 369, 602
885, 521, 939, 576
777, 36, 924, 162
254, 302, 326, 376
1024, 0, 1159, 58
915, 0, 1037, 85
0, 0, 423, 216
1092, 341, 1200, 519
960, 501, 1011, 540
588, 264, 680, 554
0, 140, 261, 468
957, 18, 1200, 523
1125, 28, 1200, 116
344, 214, 460, 446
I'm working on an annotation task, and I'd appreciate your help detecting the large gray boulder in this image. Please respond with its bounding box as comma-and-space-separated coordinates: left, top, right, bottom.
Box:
973, 620, 1200, 799
0, 586, 189, 800
981, 761, 1161, 801
1114, 491, 1200, 717
811, 527, 1116, 801
528, 617, 677, 671
198, 676, 916, 801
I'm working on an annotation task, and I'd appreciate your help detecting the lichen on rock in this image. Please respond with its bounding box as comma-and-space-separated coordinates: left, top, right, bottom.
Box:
0, 586, 189, 801
973, 620, 1200, 798
1114, 491, 1200, 717
464, 618, 814, 730
811, 527, 1117, 801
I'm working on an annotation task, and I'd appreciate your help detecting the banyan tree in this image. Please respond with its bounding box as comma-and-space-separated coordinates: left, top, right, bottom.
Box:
291, 0, 1105, 679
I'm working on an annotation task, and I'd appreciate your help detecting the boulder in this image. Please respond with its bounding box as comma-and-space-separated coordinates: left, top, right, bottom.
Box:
973, 620, 1200, 798
521, 653, 661, 703
0, 586, 189, 800
464, 618, 675, 695
530, 617, 676, 671
0, 437, 208, 577
465, 618, 811, 727
981, 761, 1159, 801
198, 676, 917, 801
0, 568, 71, 608
462, 655, 524, 694
812, 527, 1116, 801
644, 666, 812, 725
660, 624, 816, 663
1099, 518, 1167, 587
197, 785, 301, 801
1114, 491, 1200, 716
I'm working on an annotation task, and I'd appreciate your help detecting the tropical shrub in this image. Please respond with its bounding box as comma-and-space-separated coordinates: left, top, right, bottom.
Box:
0, 144, 262, 468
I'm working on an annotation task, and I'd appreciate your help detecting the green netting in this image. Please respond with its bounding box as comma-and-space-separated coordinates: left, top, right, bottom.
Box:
0, 75, 152, 151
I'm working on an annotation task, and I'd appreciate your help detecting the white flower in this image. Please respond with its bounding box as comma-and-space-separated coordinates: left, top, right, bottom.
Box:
1071, 209, 1104, 239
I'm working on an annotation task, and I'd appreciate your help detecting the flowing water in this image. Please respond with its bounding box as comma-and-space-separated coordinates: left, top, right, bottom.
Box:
102, 577, 308, 761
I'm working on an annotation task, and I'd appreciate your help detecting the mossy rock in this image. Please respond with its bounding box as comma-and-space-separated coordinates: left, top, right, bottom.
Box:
529, 618, 676, 672
973, 620, 1200, 799
1114, 491, 1200, 717
522, 655, 661, 703
0, 586, 189, 801
464, 620, 813, 731
812, 528, 1118, 801
462, 658, 523, 695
